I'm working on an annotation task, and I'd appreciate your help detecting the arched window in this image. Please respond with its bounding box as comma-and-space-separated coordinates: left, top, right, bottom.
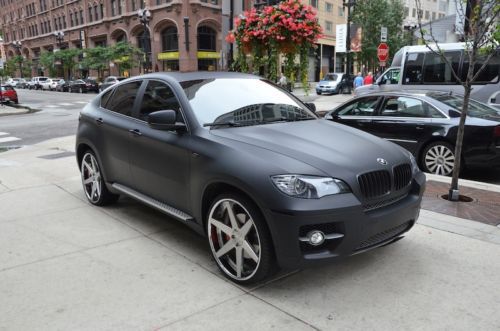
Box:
161, 26, 178, 52
197, 26, 216, 51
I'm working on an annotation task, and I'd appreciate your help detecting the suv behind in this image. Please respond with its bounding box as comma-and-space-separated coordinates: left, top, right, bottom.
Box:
28, 76, 49, 90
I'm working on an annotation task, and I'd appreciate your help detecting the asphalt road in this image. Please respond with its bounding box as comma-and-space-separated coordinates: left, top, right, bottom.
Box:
1, 89, 499, 184
0, 89, 95, 147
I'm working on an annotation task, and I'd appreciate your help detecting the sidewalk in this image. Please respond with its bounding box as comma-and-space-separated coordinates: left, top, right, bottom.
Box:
0, 103, 33, 116
1, 135, 500, 330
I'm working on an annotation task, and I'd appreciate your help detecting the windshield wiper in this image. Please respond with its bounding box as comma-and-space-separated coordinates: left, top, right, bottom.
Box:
203, 121, 246, 128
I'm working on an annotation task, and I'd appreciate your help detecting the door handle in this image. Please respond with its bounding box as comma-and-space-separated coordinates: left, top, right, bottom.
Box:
416, 126, 424, 130
95, 117, 103, 125
129, 129, 142, 137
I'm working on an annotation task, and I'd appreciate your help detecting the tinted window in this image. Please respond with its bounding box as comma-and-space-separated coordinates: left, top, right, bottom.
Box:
335, 97, 380, 116
403, 53, 425, 84
100, 89, 113, 109
138, 80, 181, 121
461, 54, 500, 83
106, 81, 142, 116
430, 93, 499, 118
381, 96, 444, 118
423, 51, 461, 84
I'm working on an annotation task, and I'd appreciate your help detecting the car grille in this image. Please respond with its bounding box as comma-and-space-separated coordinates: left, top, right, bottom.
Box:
354, 221, 412, 251
358, 163, 412, 201
358, 170, 391, 199
394, 164, 412, 191
363, 192, 409, 212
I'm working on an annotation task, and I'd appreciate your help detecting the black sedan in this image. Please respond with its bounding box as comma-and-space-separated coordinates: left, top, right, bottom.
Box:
76, 72, 425, 284
325, 91, 500, 176
68, 79, 99, 93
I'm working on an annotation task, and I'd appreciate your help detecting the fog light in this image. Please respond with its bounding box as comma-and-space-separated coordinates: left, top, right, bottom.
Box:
307, 230, 325, 246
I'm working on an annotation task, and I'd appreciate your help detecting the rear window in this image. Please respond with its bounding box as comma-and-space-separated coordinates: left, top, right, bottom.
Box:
430, 93, 500, 118
39, 78, 48, 82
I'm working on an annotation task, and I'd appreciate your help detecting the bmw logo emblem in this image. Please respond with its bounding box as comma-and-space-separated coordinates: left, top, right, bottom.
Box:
377, 158, 388, 165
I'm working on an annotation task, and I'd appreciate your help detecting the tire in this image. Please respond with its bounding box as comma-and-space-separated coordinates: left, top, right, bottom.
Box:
316, 91, 321, 95
421, 141, 455, 176
207, 193, 276, 284
80, 150, 119, 206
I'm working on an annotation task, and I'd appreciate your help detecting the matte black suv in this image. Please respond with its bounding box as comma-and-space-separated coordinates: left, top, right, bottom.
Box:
76, 72, 425, 284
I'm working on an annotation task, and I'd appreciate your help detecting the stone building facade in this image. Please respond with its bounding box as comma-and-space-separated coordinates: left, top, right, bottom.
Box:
0, 0, 224, 77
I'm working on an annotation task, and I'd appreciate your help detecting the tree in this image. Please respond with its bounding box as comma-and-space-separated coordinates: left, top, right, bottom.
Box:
415, 0, 499, 201
39, 52, 56, 77
54, 48, 82, 79
81, 46, 112, 81
109, 41, 144, 76
351, 0, 406, 72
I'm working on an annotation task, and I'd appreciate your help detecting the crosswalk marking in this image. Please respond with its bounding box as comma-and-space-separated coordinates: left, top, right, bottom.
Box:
75, 101, 88, 104
57, 103, 73, 106
0, 132, 8, 136
0, 136, 21, 143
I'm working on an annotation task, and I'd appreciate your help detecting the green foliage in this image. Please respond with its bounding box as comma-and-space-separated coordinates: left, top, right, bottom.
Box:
352, 0, 406, 70
109, 41, 144, 75
81, 46, 112, 79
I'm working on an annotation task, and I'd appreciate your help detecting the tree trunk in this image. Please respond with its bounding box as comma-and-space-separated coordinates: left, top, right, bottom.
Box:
449, 85, 472, 201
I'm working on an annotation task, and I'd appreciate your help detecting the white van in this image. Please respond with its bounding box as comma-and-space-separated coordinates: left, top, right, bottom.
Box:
355, 43, 500, 109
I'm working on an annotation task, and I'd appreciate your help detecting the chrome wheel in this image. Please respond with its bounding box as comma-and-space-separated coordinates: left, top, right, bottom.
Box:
81, 152, 102, 203
424, 144, 455, 176
208, 199, 261, 281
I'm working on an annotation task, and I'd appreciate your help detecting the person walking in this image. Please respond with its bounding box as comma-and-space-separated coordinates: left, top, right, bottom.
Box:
353, 72, 364, 89
363, 71, 373, 85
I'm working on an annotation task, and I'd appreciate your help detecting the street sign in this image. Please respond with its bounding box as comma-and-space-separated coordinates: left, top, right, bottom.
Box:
377, 43, 389, 62
380, 27, 387, 42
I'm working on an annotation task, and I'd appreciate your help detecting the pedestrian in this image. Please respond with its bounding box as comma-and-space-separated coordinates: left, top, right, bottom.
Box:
353, 72, 364, 89
279, 73, 287, 88
363, 71, 373, 85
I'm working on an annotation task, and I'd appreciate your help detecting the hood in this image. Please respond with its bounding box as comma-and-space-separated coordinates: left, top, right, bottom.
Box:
210, 119, 409, 182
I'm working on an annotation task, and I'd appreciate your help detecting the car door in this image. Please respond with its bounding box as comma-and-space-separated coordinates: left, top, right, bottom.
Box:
328, 96, 381, 134
95, 80, 143, 187
369, 96, 445, 155
128, 79, 191, 212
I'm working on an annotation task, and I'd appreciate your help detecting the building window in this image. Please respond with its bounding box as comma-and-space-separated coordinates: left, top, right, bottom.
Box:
94, 5, 99, 20
338, 6, 344, 17
80, 9, 83, 24
325, 2, 332, 12
425, 10, 430, 19
197, 26, 216, 51
100, 4, 104, 19
131, 0, 136, 11
111, 0, 116, 16
63, 16, 66, 28
432, 12, 436, 20
310, 0, 317, 8
161, 26, 178, 51
412, 8, 416, 17
118, 0, 122, 15
88, 7, 93, 22
325, 20, 333, 32
404, 6, 409, 17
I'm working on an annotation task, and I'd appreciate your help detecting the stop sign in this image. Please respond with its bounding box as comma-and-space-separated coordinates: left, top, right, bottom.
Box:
377, 43, 389, 62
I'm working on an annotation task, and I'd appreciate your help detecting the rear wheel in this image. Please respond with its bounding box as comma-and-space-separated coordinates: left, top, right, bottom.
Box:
80, 150, 119, 206
207, 193, 275, 284
422, 141, 455, 176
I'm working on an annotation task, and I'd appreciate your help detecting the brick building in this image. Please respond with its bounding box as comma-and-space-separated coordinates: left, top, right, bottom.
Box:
0, 0, 226, 77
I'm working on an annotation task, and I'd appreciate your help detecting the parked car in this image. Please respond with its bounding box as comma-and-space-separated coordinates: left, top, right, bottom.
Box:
28, 76, 49, 90
324, 91, 500, 176
316, 73, 353, 95
5, 78, 22, 87
40, 78, 62, 91
0, 84, 19, 104
76, 72, 425, 284
99, 76, 126, 91
83, 79, 99, 93
56, 79, 71, 92
16, 78, 29, 89
68, 79, 91, 93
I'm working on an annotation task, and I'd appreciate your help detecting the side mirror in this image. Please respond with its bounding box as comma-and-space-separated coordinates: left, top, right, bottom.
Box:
305, 102, 316, 113
448, 109, 461, 118
148, 110, 186, 131
324, 113, 339, 120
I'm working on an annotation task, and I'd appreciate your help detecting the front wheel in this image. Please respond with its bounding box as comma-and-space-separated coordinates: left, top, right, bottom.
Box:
207, 194, 275, 284
422, 141, 455, 176
80, 151, 119, 206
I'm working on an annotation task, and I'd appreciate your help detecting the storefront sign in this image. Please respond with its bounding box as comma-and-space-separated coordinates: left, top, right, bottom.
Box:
197, 51, 220, 59
157, 52, 179, 60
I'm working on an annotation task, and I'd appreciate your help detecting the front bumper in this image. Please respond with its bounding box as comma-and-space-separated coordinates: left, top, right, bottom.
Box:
316, 85, 338, 93
264, 172, 425, 269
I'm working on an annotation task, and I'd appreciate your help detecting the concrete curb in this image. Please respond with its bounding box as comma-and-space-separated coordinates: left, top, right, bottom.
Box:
0, 104, 40, 117
426, 173, 500, 193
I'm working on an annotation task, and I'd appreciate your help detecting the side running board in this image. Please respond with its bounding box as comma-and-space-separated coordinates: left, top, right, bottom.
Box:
112, 183, 194, 222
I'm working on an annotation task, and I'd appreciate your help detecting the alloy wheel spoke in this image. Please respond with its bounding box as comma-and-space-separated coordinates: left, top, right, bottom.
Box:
428, 149, 437, 158
242, 241, 259, 263
224, 201, 239, 230
83, 177, 93, 185
91, 182, 97, 198
239, 219, 254, 237
216, 240, 236, 258
83, 160, 93, 174
90, 156, 98, 173
95, 180, 101, 197
210, 218, 233, 235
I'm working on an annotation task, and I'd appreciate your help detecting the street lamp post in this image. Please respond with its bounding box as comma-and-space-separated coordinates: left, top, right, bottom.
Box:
137, 8, 152, 73
343, 0, 356, 94
12, 40, 23, 78
53, 31, 65, 78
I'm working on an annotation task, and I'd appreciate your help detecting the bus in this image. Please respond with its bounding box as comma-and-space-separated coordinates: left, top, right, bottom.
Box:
354, 43, 500, 109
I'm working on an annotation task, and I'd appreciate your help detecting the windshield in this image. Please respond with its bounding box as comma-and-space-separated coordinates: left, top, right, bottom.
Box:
323, 74, 338, 81
430, 93, 500, 119
180, 78, 316, 127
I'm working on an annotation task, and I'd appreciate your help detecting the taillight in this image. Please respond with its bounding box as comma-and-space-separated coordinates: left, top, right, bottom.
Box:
494, 126, 500, 138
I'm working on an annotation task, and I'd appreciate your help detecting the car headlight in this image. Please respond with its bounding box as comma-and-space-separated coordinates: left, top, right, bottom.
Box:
271, 175, 350, 199
409, 153, 419, 175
